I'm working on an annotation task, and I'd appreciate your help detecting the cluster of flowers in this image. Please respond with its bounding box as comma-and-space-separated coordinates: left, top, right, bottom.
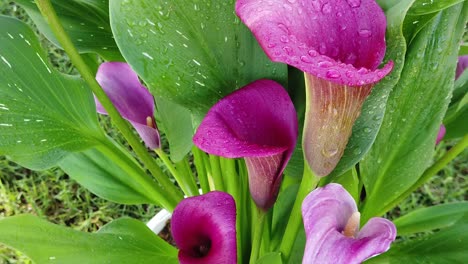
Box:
94, 0, 467, 263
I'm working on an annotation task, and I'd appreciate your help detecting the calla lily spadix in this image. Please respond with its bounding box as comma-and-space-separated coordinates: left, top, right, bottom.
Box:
302, 183, 396, 264
171, 191, 237, 264
236, 0, 393, 176
94, 62, 161, 149
193, 79, 298, 210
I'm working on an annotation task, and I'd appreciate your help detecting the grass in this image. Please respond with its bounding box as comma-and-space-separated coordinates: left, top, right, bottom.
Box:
0, 1, 467, 263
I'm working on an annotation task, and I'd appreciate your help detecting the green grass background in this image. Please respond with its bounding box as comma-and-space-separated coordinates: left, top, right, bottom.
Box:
0, 0, 466, 263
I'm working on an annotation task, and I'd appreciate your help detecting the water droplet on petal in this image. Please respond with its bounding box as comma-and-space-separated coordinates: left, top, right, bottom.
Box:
326, 69, 340, 78
346, 0, 361, 8
358, 29, 372, 38
308, 49, 318, 57
322, 3, 332, 13
300, 56, 313, 63
318, 60, 333, 68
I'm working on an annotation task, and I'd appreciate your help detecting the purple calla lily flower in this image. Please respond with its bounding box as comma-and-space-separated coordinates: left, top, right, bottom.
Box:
94, 62, 160, 149
171, 191, 237, 264
302, 183, 396, 264
236, 0, 393, 176
193, 79, 298, 210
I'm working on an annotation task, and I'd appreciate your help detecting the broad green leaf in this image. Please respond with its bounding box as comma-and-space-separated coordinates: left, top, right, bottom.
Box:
15, 0, 122, 61
408, 0, 465, 15
257, 252, 282, 264
403, 0, 464, 44
59, 142, 162, 205
156, 96, 193, 162
0, 215, 178, 264
366, 215, 468, 263
393, 202, 468, 236
109, 0, 287, 116
0, 16, 104, 170
360, 3, 467, 221
328, 0, 416, 178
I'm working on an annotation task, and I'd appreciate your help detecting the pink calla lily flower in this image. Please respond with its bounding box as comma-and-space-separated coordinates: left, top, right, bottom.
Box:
94, 62, 160, 149
236, 0, 393, 176
193, 79, 298, 210
171, 191, 237, 264
302, 183, 396, 264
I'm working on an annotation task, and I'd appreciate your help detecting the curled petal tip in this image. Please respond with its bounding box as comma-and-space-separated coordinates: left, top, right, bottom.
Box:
171, 191, 237, 264
236, 0, 392, 85
193, 79, 297, 209
94, 62, 160, 148
302, 183, 396, 264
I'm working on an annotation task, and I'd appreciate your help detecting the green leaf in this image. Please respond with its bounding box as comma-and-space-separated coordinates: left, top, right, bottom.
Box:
59, 142, 162, 205
328, 0, 416, 178
408, 0, 465, 15
366, 215, 468, 263
0, 215, 178, 264
393, 202, 468, 236
257, 252, 282, 264
0, 16, 104, 170
15, 0, 122, 61
109, 0, 287, 116
287, 226, 306, 264
360, 3, 467, 221
156, 96, 193, 162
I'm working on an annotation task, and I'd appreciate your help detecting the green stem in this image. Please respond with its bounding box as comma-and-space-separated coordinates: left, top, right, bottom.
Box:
209, 155, 225, 191
34, 0, 183, 208
366, 134, 468, 220
250, 209, 266, 264
279, 164, 319, 262
192, 147, 210, 193
177, 157, 199, 195
98, 139, 177, 211
155, 149, 197, 197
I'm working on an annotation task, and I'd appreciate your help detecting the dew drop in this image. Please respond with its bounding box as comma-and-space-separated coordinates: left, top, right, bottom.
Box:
346, 0, 361, 8
326, 69, 340, 78
318, 60, 333, 68
308, 49, 318, 57
322, 3, 332, 13
358, 29, 372, 38
280, 35, 289, 43
322, 147, 338, 158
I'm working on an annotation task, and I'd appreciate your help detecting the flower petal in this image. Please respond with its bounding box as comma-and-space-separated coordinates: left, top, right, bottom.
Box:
193, 79, 297, 209
303, 74, 374, 176
436, 124, 446, 145
236, 0, 393, 86
302, 183, 396, 264
171, 191, 237, 264
95, 62, 160, 148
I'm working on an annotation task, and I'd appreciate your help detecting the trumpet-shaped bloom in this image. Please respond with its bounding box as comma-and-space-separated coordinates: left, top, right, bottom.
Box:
95, 62, 160, 149
171, 191, 237, 264
302, 183, 396, 264
236, 0, 393, 176
193, 79, 298, 210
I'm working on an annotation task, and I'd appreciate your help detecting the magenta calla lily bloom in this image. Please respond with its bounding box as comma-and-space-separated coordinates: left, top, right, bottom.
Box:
302, 183, 396, 264
171, 191, 237, 264
193, 79, 298, 210
236, 0, 393, 176
94, 62, 160, 149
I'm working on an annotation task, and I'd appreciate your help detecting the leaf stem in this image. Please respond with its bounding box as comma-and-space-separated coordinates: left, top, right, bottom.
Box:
249, 209, 266, 264
192, 147, 210, 193
155, 149, 198, 196
209, 155, 225, 191
34, 0, 183, 209
369, 134, 468, 220
279, 163, 319, 262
